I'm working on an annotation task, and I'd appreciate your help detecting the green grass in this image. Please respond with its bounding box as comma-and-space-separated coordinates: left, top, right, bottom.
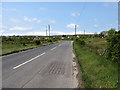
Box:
2, 40, 60, 55
73, 42, 118, 88
86, 38, 107, 49
2, 43, 40, 55
85, 38, 108, 56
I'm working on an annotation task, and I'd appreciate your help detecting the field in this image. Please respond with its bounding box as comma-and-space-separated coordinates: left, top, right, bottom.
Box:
85, 38, 107, 56
73, 38, 118, 88
2, 43, 43, 55
1, 37, 60, 55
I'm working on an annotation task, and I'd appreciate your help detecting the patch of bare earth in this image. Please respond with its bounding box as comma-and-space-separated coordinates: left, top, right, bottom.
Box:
72, 41, 84, 88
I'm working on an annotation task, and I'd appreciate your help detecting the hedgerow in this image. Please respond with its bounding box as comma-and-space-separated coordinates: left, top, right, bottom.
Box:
107, 34, 120, 62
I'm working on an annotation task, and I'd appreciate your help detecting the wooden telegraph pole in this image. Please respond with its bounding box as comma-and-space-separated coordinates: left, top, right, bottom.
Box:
48, 25, 50, 39
75, 24, 77, 35
46, 26, 47, 36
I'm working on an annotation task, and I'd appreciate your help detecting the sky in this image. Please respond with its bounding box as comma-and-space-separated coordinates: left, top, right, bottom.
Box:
0, 2, 118, 36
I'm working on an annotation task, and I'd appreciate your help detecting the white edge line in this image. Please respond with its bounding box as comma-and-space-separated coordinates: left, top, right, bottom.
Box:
50, 47, 57, 51
13, 52, 46, 69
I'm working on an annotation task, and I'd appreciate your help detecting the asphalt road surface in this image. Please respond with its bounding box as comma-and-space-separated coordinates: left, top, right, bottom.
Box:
2, 41, 78, 88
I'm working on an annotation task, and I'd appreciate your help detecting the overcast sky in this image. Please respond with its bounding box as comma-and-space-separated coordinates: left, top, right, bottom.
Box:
0, 2, 118, 36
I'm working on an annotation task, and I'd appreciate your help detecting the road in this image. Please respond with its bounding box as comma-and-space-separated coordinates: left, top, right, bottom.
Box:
2, 41, 78, 88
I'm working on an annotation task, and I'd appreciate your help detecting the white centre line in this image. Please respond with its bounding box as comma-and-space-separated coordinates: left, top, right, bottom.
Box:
13, 52, 46, 69
51, 47, 57, 51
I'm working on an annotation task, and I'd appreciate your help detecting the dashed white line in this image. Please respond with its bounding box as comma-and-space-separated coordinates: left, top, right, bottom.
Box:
51, 47, 57, 51
13, 52, 46, 69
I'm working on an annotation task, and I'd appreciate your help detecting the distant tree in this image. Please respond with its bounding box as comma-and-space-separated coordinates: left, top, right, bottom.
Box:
107, 28, 116, 36
62, 35, 66, 37
117, 30, 120, 34
94, 32, 98, 37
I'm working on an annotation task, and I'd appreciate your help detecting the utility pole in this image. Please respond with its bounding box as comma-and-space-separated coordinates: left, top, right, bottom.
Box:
84, 29, 85, 35
46, 26, 47, 37
48, 24, 50, 39
75, 24, 77, 35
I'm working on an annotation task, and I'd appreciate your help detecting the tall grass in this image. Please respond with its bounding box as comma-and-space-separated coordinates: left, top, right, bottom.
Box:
85, 38, 107, 56
73, 42, 118, 88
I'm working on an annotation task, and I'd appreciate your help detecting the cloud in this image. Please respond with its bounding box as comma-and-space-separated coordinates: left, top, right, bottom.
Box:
27, 31, 46, 35
0, 30, 5, 33
2, 33, 21, 36
24, 16, 31, 22
2, 31, 46, 36
9, 27, 32, 31
0, 30, 4, 32
94, 24, 99, 28
24, 16, 41, 23
0, 25, 7, 29
52, 31, 93, 35
0, 30, 5, 35
67, 24, 79, 29
2, 30, 94, 36
0, 25, 6, 35
10, 18, 20, 23
28, 31, 93, 36
71, 13, 80, 17
51, 31, 66, 35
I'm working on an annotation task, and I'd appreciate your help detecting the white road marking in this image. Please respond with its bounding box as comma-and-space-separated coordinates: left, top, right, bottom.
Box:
13, 52, 46, 69
51, 47, 57, 51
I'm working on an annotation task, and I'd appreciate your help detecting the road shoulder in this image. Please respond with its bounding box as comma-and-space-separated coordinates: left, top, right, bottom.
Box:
72, 41, 84, 88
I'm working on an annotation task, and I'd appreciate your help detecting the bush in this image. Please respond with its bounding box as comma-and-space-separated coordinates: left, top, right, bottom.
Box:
35, 40, 41, 45
75, 38, 86, 46
48, 39, 52, 42
52, 38, 58, 42
107, 34, 120, 62
22, 42, 27, 46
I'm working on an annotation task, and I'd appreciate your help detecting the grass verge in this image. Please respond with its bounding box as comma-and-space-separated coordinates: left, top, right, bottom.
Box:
73, 41, 118, 88
1, 40, 60, 56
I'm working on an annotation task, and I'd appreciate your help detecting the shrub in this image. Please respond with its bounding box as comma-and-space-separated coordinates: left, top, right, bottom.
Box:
75, 38, 86, 46
48, 39, 52, 42
35, 40, 41, 45
107, 34, 120, 62
52, 38, 58, 42
79, 40, 85, 46
107, 28, 116, 36
22, 42, 27, 46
